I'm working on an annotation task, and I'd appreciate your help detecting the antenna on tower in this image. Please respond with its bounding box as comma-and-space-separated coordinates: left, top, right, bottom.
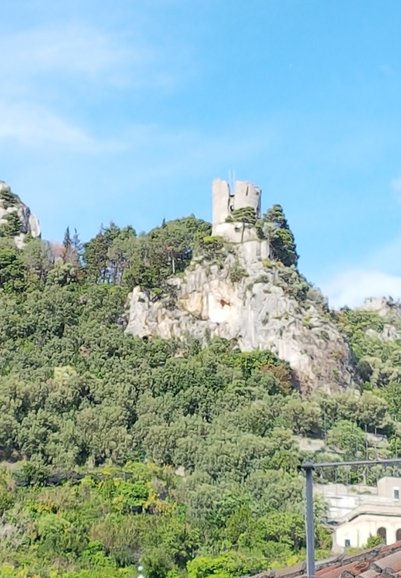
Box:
228, 168, 236, 194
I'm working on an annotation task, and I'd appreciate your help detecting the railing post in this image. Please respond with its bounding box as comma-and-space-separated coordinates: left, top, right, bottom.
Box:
299, 459, 401, 578
304, 462, 315, 578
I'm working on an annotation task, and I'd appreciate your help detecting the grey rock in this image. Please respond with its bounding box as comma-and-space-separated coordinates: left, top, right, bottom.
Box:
0, 181, 40, 247
359, 297, 401, 341
126, 250, 354, 393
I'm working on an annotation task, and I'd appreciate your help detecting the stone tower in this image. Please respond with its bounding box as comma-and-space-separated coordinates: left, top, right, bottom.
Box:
212, 178, 261, 238
211, 178, 268, 260
233, 180, 261, 213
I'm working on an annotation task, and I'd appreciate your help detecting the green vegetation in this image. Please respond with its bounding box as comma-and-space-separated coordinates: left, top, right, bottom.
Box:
262, 205, 299, 268
83, 216, 211, 290
0, 185, 19, 208
226, 207, 257, 225
0, 211, 23, 238
0, 213, 400, 576
228, 259, 247, 283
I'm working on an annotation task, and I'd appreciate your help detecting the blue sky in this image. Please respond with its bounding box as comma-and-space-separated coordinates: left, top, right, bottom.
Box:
1, 0, 401, 307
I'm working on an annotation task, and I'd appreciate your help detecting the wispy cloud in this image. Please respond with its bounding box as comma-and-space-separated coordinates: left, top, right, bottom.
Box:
322, 269, 401, 309
0, 21, 185, 96
322, 232, 401, 308
0, 101, 119, 151
0, 17, 185, 151
0, 24, 129, 79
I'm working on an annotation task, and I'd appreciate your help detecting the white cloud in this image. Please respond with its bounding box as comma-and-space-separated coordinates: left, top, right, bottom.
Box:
322, 269, 401, 309
0, 19, 187, 152
321, 232, 401, 308
0, 101, 117, 151
0, 21, 182, 94
0, 24, 132, 81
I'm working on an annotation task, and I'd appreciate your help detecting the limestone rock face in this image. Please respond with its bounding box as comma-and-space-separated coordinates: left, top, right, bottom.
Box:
359, 298, 401, 341
360, 297, 401, 319
0, 181, 40, 247
126, 251, 354, 393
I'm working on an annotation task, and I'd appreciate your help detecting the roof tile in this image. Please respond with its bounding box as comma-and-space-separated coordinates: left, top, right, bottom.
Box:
372, 551, 401, 574
245, 540, 401, 578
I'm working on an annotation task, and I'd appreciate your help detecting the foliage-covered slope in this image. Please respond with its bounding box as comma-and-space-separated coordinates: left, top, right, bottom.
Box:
0, 208, 401, 577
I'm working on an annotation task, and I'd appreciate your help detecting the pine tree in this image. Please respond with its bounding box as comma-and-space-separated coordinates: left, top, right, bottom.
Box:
3, 212, 22, 237
63, 227, 72, 255
264, 204, 299, 267
71, 228, 83, 266
62, 226, 81, 269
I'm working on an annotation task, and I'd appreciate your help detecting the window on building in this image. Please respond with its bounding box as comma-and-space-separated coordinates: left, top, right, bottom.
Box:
396, 529, 401, 542
344, 539, 351, 548
377, 527, 387, 544
394, 488, 400, 501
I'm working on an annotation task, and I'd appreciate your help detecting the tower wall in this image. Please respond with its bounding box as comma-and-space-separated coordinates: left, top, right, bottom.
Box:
212, 179, 231, 235
211, 178, 263, 241
233, 181, 261, 216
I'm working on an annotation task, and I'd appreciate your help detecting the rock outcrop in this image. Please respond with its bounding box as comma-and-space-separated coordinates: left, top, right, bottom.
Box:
360, 297, 401, 319
126, 250, 354, 393
126, 178, 355, 393
0, 181, 40, 247
358, 297, 401, 341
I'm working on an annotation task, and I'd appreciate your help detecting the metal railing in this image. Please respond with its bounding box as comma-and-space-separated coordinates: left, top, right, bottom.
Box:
299, 459, 401, 578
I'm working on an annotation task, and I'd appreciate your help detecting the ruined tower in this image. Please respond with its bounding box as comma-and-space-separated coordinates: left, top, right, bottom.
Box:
232, 180, 261, 213
211, 178, 269, 260
212, 178, 261, 237
212, 179, 232, 232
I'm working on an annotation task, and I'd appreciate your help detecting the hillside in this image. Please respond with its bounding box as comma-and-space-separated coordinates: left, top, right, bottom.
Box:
0, 181, 401, 577
126, 249, 354, 394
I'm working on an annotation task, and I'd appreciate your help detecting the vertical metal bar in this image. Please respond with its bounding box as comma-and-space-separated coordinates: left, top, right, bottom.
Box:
305, 464, 315, 578
299, 459, 401, 576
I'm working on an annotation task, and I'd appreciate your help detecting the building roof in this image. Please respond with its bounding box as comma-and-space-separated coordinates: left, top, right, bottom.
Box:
247, 540, 401, 578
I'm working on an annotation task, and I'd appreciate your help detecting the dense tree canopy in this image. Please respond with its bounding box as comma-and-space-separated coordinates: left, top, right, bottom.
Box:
0, 215, 400, 577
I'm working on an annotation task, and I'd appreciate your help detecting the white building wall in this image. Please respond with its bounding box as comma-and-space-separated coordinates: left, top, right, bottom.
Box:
316, 477, 401, 523
335, 514, 401, 550
318, 478, 401, 552
377, 477, 401, 499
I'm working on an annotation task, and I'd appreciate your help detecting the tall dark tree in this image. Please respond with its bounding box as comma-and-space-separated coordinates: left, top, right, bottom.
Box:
22, 238, 53, 283
71, 228, 84, 265
0, 212, 22, 237
264, 204, 299, 268
0, 244, 26, 292
83, 223, 122, 283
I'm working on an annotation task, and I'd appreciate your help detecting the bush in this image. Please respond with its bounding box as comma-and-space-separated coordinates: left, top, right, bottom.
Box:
187, 552, 266, 578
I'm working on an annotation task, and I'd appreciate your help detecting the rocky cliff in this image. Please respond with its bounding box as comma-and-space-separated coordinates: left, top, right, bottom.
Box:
358, 297, 401, 340
126, 247, 354, 393
0, 181, 41, 247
